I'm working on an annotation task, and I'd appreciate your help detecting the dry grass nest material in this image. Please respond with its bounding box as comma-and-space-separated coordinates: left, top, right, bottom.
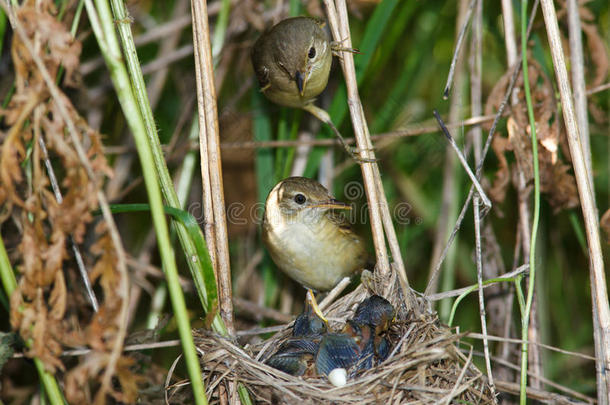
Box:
194, 270, 494, 404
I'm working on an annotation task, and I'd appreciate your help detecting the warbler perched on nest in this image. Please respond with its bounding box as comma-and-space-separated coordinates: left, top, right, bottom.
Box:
262, 177, 368, 293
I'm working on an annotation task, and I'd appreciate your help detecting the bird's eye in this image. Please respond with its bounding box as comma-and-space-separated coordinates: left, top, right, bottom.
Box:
294, 193, 306, 204
308, 47, 316, 59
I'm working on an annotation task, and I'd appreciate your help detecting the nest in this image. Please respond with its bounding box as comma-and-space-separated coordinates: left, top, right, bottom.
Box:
194, 270, 495, 404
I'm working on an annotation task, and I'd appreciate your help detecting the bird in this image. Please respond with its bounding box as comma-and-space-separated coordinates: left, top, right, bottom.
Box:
262, 175, 369, 321
265, 291, 328, 377
251, 16, 333, 109
266, 292, 396, 384
251, 17, 372, 162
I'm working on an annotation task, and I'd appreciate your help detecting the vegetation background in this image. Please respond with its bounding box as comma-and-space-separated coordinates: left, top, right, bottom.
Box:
0, 0, 608, 403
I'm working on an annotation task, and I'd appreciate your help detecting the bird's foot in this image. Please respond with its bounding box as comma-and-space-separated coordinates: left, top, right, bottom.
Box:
306, 289, 328, 324
331, 40, 361, 56
345, 145, 377, 164
302, 104, 377, 164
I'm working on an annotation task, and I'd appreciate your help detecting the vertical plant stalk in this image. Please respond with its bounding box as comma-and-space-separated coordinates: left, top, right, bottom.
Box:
518, 0, 541, 402
511, 20, 541, 388
566, 0, 592, 184
498, 0, 539, 388
566, 0, 604, 399
84, 1, 209, 404
501, 0, 518, 76
323, 0, 413, 306
198, 100, 219, 276
426, 0, 467, 319
500, 0, 521, 386
442, 0, 476, 99
474, 197, 496, 393
469, 0, 495, 395
103, 0, 225, 335
324, 0, 386, 274
539, 0, 610, 401
191, 0, 235, 334
0, 235, 64, 405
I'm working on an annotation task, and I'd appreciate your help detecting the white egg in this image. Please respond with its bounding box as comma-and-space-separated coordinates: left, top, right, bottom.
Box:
328, 368, 347, 387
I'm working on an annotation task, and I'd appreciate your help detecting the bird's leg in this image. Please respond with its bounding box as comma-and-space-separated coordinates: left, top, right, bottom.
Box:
302, 103, 376, 164
306, 289, 328, 324
330, 40, 361, 57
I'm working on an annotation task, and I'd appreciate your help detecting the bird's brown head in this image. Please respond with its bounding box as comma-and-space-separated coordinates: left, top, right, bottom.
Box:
264, 177, 351, 222
251, 17, 333, 106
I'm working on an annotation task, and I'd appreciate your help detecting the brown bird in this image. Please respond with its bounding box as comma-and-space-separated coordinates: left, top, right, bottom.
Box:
251, 17, 371, 162
262, 177, 368, 293
251, 17, 333, 108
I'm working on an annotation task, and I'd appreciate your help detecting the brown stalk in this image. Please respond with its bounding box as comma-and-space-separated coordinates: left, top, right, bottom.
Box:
102, 114, 499, 154
192, 13, 219, 286
567, 0, 593, 183
322, 0, 413, 308
469, 0, 496, 395
426, 0, 468, 304
566, 3, 598, 395
540, 0, 610, 400
191, 0, 235, 334
321, 0, 387, 273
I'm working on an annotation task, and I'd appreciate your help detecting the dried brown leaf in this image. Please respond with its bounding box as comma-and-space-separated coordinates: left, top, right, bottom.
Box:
2, 1, 131, 397
485, 59, 580, 214
114, 356, 147, 403
49, 269, 67, 321
508, 115, 533, 182
30, 291, 64, 373
9, 290, 25, 331
18, 218, 44, 296
540, 160, 580, 212
17, 6, 82, 87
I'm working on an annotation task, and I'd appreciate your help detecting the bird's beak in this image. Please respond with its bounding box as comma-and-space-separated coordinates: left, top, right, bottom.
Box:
295, 70, 306, 96
310, 199, 352, 210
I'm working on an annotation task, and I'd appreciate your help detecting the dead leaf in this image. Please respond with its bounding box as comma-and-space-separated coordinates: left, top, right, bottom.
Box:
485, 58, 580, 214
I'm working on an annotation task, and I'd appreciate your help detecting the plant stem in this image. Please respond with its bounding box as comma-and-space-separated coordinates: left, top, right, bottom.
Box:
84, 1, 210, 403
519, 0, 541, 402
0, 234, 65, 405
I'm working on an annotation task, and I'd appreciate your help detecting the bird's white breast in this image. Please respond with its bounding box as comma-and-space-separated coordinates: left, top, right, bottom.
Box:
263, 206, 364, 291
